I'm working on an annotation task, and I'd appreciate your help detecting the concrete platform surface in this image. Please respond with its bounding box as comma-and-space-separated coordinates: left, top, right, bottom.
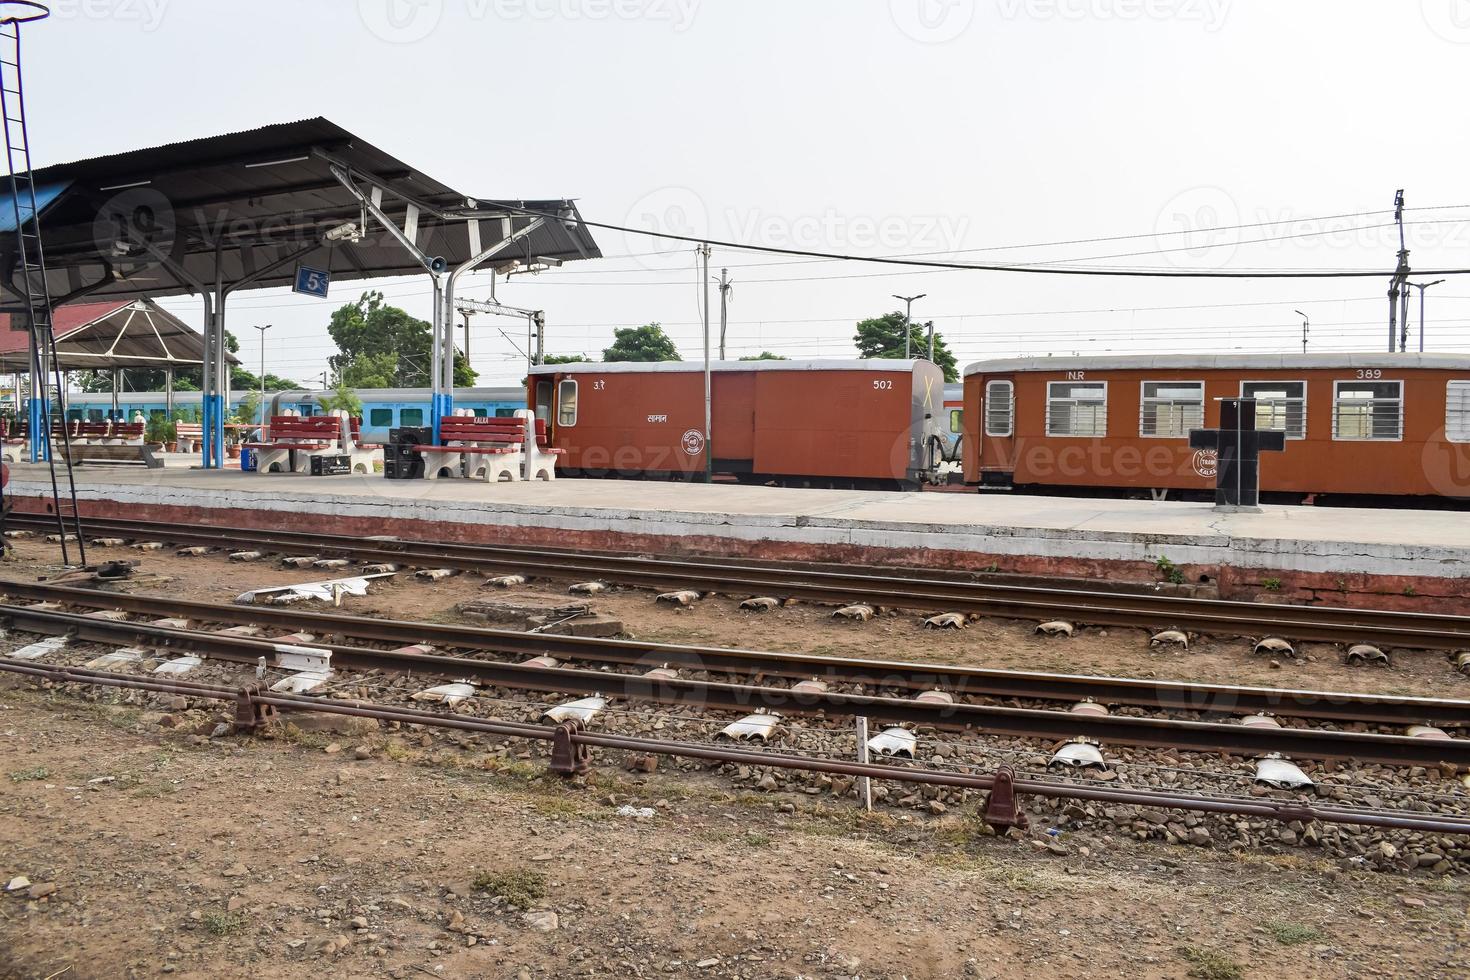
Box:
6, 464, 1467, 604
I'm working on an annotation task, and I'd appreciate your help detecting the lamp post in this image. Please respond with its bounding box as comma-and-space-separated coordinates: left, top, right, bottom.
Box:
1406, 280, 1446, 353
893, 293, 926, 359
254, 324, 271, 424
1294, 310, 1308, 354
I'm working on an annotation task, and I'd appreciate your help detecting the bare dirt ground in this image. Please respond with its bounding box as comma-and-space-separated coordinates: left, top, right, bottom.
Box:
2, 540, 1469, 979
4, 693, 1469, 980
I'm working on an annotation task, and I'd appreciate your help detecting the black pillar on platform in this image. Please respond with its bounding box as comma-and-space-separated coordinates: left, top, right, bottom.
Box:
1188, 398, 1286, 508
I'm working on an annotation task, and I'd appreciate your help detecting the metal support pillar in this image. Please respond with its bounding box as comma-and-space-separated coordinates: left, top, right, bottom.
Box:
164, 367, 174, 415
26, 357, 43, 462
438, 218, 545, 440
110, 367, 121, 419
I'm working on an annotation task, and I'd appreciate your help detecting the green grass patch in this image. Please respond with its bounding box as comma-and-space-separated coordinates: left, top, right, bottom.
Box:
1180, 946, 1244, 980
471, 869, 547, 909
1266, 920, 1323, 946
8, 765, 48, 782
203, 911, 246, 937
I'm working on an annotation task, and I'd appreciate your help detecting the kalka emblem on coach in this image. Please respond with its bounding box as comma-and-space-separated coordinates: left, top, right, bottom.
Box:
1192, 449, 1218, 479
681, 428, 706, 456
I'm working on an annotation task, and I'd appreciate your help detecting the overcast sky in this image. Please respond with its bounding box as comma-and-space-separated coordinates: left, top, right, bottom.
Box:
28, 0, 1470, 386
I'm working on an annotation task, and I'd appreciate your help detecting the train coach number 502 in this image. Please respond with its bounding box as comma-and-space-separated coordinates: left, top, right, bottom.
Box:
873, 379, 893, 390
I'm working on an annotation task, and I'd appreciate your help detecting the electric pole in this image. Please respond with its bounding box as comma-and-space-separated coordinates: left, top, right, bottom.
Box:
893, 293, 926, 359
1407, 279, 1446, 353
1294, 310, 1308, 354
1389, 189, 1410, 353
700, 243, 713, 484
718, 269, 732, 360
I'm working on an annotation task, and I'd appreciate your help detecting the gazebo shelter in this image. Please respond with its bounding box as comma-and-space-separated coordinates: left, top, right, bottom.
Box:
0, 299, 234, 417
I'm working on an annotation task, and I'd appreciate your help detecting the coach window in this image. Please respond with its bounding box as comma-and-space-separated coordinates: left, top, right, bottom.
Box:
368, 407, 393, 427
1046, 381, 1107, 437
949, 409, 963, 433
558, 379, 578, 427
984, 380, 1013, 436
400, 407, 424, 426
1140, 381, 1204, 438
1333, 380, 1402, 441
1448, 381, 1470, 443
1241, 381, 1306, 439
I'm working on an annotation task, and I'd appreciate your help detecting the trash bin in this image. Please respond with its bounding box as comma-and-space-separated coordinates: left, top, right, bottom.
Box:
240, 447, 256, 472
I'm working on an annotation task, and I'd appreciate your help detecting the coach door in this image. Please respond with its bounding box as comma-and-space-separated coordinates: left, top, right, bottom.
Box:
981, 378, 1016, 473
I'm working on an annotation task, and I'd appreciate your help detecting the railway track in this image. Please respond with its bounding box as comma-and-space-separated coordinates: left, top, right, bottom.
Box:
2, 583, 1468, 767
9, 511, 1470, 651
9, 656, 1470, 837
3, 578, 1467, 730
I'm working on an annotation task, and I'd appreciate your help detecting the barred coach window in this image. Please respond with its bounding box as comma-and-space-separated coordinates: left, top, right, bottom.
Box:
558, 379, 579, 427
1446, 381, 1470, 443
1242, 380, 1306, 439
1046, 381, 1107, 437
984, 380, 1013, 436
1333, 380, 1402, 441
1140, 381, 1204, 438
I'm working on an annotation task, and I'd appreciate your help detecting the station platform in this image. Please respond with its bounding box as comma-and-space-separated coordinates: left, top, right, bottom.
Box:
4, 464, 1466, 609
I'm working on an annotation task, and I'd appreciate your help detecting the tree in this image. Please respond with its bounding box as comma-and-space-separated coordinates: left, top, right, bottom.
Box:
72, 326, 298, 393
543, 354, 592, 365
853, 311, 958, 382
739, 351, 787, 361
234, 390, 261, 425
328, 290, 476, 388
320, 383, 364, 418
339, 351, 399, 389
602, 323, 680, 362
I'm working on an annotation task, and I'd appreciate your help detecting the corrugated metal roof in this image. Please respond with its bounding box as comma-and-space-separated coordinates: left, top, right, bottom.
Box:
962, 352, 1470, 377
5, 117, 600, 306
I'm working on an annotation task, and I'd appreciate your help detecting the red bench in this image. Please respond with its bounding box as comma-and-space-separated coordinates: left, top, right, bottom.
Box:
243, 415, 345, 474
411, 416, 524, 481
410, 414, 564, 481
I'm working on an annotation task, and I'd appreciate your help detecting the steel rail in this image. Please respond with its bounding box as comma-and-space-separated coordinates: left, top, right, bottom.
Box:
11, 512, 1470, 650
3, 601, 1468, 767
5, 579, 1469, 729
6, 658, 1470, 836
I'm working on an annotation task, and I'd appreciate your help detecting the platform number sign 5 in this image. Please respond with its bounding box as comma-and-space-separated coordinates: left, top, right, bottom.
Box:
292, 265, 330, 299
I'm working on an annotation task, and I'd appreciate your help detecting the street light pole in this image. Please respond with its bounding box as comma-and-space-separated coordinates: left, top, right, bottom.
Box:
1294, 310, 1308, 354
254, 324, 271, 424
893, 293, 926, 359
1406, 280, 1446, 353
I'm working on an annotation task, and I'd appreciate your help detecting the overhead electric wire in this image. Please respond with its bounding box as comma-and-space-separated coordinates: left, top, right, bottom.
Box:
487, 201, 1470, 279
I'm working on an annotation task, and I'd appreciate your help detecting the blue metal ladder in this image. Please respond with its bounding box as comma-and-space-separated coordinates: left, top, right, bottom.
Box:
1, 5, 85, 566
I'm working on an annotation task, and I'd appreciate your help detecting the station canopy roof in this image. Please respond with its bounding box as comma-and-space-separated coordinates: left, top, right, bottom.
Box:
1, 117, 602, 308
0, 299, 237, 372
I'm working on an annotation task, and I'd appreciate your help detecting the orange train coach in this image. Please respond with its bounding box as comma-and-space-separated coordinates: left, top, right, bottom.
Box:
528, 359, 949, 488
962, 353, 1470, 502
